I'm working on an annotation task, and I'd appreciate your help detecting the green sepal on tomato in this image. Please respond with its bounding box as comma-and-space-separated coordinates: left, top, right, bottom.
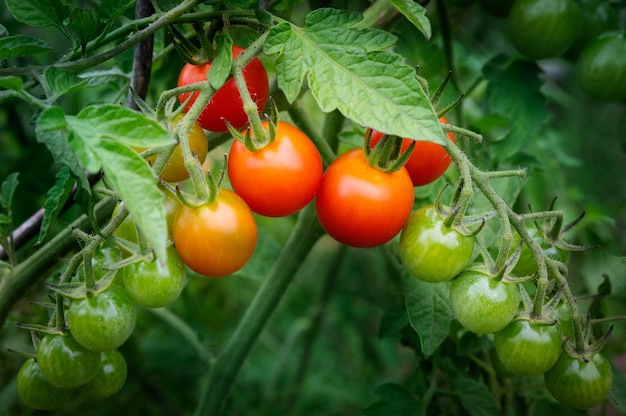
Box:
366, 117, 456, 187
122, 245, 186, 308
494, 318, 561, 377
450, 267, 520, 334
508, 0, 582, 59
400, 204, 474, 283
177, 45, 269, 132
67, 285, 137, 352
544, 350, 613, 409
228, 121, 323, 217
17, 358, 74, 411
36, 334, 101, 389
314, 148, 414, 248
172, 189, 258, 277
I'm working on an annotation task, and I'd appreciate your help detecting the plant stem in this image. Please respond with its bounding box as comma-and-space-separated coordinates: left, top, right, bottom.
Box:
0, 197, 117, 332
194, 204, 325, 416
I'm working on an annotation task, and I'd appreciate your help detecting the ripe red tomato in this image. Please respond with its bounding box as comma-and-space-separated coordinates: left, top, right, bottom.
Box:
367, 117, 456, 187
228, 121, 323, 217
177, 45, 269, 132
315, 149, 414, 248
172, 189, 258, 277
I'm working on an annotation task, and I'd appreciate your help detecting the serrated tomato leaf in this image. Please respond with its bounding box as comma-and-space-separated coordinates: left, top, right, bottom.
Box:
44, 67, 89, 98
5, 0, 70, 30
208, 33, 233, 90
265, 8, 443, 144
37, 167, 74, 244
0, 35, 51, 59
403, 273, 453, 357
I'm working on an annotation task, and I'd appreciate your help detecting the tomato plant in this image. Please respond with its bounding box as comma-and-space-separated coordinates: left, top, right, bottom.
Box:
399, 204, 474, 283
494, 319, 561, 376
366, 117, 456, 187
16, 358, 74, 411
228, 121, 323, 217
177, 45, 269, 132
122, 245, 186, 308
509, 224, 569, 277
67, 286, 137, 352
450, 268, 520, 334
576, 32, 626, 102
508, 0, 583, 59
146, 114, 208, 182
172, 189, 258, 277
315, 149, 414, 248
36, 334, 101, 389
79, 349, 128, 398
544, 351, 613, 409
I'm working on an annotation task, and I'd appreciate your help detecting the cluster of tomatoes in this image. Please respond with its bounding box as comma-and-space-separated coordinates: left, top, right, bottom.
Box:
482, 0, 626, 102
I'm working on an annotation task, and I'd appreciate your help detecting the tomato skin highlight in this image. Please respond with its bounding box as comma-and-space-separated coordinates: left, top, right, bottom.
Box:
36, 334, 101, 389
228, 121, 323, 217
399, 204, 474, 283
450, 269, 520, 334
367, 117, 455, 187
172, 189, 258, 277
17, 358, 74, 411
544, 352, 613, 409
508, 0, 582, 59
314, 149, 414, 248
177, 45, 269, 132
494, 319, 561, 377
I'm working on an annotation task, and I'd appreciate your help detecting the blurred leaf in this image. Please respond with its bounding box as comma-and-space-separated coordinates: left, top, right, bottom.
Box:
456, 331, 492, 356
0, 35, 51, 59
0, 75, 23, 91
379, 303, 409, 338
265, 8, 444, 145
404, 274, 453, 357
387, 0, 431, 40
99, 0, 135, 20
5, 0, 71, 31
68, 8, 104, 47
0, 172, 19, 211
208, 33, 233, 90
37, 166, 74, 244
484, 56, 547, 160
362, 383, 419, 416
457, 378, 500, 416
45, 67, 89, 98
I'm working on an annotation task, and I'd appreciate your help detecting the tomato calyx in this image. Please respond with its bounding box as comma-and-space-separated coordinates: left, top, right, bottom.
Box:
226, 96, 280, 152
364, 128, 415, 173
433, 183, 488, 239
168, 22, 215, 65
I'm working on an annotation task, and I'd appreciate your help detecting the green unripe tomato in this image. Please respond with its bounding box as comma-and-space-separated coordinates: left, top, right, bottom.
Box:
494, 319, 561, 376
544, 352, 613, 409
576, 32, 626, 102
17, 358, 74, 410
510, 225, 569, 277
122, 246, 186, 308
67, 285, 137, 352
508, 0, 582, 59
400, 205, 475, 283
79, 349, 127, 398
450, 268, 520, 334
36, 334, 101, 388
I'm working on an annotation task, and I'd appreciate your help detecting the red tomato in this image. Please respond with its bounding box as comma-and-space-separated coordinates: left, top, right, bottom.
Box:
228, 121, 323, 217
315, 149, 414, 248
177, 45, 269, 132
172, 189, 257, 277
367, 117, 456, 186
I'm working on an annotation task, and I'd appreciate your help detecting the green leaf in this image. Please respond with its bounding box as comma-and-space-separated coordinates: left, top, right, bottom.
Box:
99, 0, 135, 21
95, 141, 168, 264
0, 76, 23, 91
387, 0, 431, 40
362, 383, 419, 416
457, 378, 500, 416
68, 8, 104, 46
69, 105, 175, 149
5, 0, 70, 31
0, 24, 8, 38
0, 35, 51, 59
484, 56, 548, 160
37, 166, 74, 244
45, 67, 89, 98
265, 8, 443, 144
403, 274, 453, 356
208, 33, 233, 90
0, 172, 19, 211
379, 303, 409, 338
